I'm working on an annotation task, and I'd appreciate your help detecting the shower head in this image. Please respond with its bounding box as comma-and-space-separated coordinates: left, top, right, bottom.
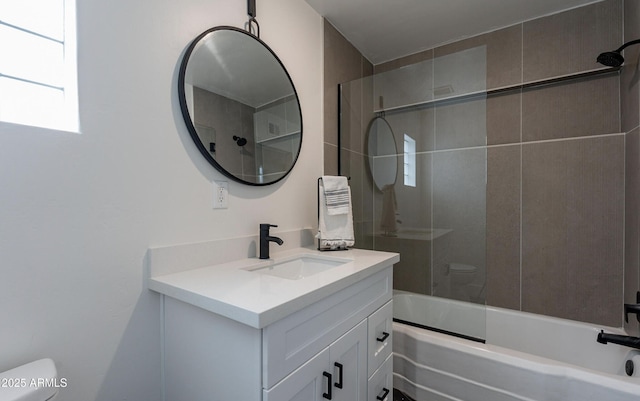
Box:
597, 38, 640, 67
233, 135, 247, 146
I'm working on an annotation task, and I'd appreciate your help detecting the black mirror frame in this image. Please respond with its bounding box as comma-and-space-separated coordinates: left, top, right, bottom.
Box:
365, 116, 398, 191
178, 26, 303, 186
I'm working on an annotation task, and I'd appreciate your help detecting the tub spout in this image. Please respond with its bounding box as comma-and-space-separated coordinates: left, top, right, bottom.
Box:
597, 330, 640, 350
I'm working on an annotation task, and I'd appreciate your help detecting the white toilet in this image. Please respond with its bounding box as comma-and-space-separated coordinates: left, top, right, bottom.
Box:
448, 263, 477, 301
0, 359, 58, 401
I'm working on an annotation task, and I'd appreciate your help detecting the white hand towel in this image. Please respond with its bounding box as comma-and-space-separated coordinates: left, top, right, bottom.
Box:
318, 178, 355, 250
380, 184, 398, 233
321, 175, 350, 215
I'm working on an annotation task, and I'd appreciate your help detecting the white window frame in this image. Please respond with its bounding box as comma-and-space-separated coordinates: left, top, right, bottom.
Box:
0, 0, 79, 133
403, 134, 416, 187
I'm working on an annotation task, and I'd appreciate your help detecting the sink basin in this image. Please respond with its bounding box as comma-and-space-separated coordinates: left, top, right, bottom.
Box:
245, 254, 349, 280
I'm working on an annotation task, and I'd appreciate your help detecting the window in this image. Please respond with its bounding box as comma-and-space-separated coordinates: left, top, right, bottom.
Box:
0, 0, 78, 132
403, 134, 416, 187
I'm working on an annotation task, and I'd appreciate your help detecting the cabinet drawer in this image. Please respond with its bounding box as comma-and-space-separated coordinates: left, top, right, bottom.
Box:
368, 354, 392, 401
368, 300, 393, 378
263, 346, 331, 401
263, 267, 393, 388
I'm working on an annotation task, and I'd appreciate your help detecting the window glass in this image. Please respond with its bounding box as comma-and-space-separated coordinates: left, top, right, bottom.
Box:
404, 134, 416, 187
0, 25, 64, 86
0, 0, 64, 40
0, 78, 65, 128
0, 0, 78, 132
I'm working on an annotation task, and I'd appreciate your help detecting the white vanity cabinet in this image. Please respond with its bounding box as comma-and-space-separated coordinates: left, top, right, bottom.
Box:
161, 266, 394, 401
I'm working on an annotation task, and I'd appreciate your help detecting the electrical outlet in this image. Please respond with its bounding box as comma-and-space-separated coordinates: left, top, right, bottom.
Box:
212, 180, 228, 209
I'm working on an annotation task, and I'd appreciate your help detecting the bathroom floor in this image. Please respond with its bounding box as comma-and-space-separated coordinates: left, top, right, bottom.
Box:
393, 388, 416, 401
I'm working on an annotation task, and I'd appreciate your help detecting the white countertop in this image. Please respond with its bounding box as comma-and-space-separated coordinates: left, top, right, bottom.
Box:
148, 247, 399, 328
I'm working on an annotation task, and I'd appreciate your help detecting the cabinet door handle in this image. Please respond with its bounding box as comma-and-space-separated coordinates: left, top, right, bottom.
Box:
334, 362, 343, 389
377, 387, 390, 400
322, 371, 332, 400
376, 331, 390, 342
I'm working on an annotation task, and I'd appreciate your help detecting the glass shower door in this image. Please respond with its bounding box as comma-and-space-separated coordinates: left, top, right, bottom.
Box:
339, 47, 488, 341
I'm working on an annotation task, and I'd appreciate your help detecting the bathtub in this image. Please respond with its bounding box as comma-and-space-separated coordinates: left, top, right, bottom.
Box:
393, 292, 640, 401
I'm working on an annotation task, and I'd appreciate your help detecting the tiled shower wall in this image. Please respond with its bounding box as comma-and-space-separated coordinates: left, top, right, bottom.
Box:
325, 0, 640, 328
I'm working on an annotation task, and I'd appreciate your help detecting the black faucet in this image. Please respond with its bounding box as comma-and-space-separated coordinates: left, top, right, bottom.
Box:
259, 224, 283, 259
597, 330, 640, 350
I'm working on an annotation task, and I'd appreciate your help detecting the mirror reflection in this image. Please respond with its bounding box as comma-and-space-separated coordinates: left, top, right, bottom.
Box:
367, 116, 398, 190
179, 26, 302, 185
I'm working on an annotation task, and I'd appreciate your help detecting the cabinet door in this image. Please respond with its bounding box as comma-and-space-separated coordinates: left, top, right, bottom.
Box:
263, 348, 331, 401
330, 320, 368, 401
265, 320, 369, 401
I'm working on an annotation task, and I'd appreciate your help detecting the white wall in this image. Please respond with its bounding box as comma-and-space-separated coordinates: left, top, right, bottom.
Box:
0, 0, 323, 399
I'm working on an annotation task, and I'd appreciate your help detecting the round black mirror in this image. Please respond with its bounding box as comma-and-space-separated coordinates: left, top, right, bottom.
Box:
179, 26, 303, 185
367, 117, 398, 190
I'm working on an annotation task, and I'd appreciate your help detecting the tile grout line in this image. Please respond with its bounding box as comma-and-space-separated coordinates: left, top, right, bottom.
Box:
365, 132, 626, 161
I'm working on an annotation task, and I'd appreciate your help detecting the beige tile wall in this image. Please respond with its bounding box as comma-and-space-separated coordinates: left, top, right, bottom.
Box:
435, 24, 522, 90
522, 0, 621, 82
521, 74, 620, 142
324, 0, 640, 327
323, 21, 372, 175
486, 146, 521, 310
521, 137, 624, 326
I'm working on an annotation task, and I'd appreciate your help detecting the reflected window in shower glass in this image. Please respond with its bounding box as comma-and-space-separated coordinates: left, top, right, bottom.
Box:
404, 134, 416, 187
